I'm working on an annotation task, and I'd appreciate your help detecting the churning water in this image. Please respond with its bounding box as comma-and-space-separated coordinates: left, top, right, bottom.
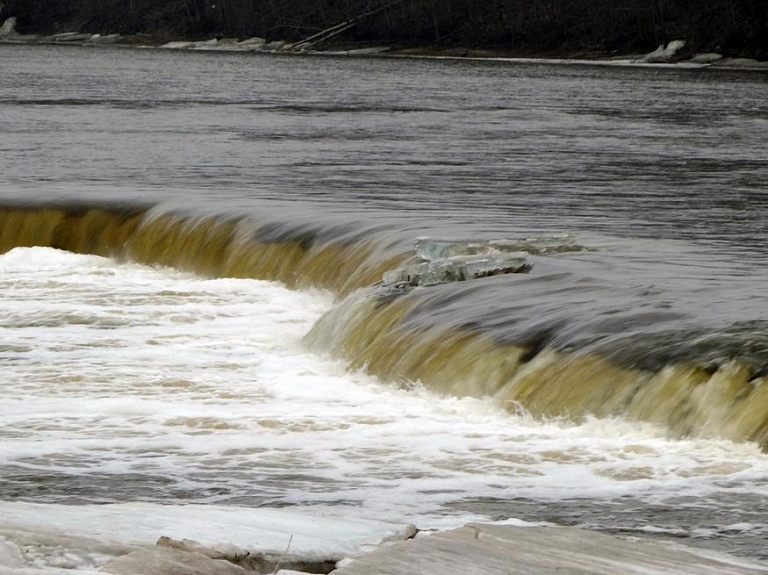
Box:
1, 44, 768, 563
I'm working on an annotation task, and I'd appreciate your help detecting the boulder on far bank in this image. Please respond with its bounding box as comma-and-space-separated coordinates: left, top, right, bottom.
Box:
0, 16, 16, 37
642, 39, 686, 63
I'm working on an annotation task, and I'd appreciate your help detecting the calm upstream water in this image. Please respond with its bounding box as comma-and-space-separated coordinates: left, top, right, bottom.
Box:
1, 44, 768, 563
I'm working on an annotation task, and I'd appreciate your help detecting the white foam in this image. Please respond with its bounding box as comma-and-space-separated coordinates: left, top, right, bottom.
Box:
2, 247, 768, 551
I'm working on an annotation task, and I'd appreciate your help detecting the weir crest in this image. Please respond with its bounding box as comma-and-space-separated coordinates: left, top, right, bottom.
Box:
2, 202, 766, 448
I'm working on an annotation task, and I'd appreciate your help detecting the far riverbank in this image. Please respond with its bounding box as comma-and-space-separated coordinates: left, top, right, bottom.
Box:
1, 20, 767, 72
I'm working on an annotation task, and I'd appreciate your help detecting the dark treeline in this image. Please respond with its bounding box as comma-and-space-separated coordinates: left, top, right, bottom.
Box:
2, 0, 767, 58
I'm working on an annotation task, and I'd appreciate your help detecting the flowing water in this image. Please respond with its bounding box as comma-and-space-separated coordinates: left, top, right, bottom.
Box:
1, 44, 768, 563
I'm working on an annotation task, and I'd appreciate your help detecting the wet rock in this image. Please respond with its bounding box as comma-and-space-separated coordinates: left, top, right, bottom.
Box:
265, 40, 286, 51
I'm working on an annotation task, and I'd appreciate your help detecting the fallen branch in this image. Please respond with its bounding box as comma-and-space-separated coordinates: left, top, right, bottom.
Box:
290, 0, 409, 50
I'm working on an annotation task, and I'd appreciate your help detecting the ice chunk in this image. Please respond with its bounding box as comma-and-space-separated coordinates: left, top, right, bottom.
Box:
414, 238, 492, 260
333, 523, 768, 575
383, 254, 531, 287
155, 537, 337, 574
414, 236, 586, 260
0, 501, 416, 562
380, 234, 594, 290
0, 536, 26, 569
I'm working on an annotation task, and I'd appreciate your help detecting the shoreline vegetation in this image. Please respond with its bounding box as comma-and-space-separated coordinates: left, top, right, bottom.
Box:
1, 0, 767, 68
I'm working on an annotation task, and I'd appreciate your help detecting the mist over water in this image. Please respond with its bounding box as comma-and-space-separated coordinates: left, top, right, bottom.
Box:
1, 44, 768, 562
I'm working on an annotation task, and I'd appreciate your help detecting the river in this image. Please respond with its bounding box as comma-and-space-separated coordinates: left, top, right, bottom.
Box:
1, 44, 767, 567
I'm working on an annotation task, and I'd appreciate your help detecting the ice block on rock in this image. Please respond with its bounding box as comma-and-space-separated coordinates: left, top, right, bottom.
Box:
383, 254, 531, 287
414, 236, 586, 260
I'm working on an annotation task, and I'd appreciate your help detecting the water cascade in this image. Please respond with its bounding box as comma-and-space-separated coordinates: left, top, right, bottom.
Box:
2, 202, 767, 449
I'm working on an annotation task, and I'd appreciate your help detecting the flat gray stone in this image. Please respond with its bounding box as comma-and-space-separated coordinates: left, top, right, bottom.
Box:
333, 524, 768, 575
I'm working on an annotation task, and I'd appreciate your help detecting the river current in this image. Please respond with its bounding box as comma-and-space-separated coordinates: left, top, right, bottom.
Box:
1, 44, 768, 564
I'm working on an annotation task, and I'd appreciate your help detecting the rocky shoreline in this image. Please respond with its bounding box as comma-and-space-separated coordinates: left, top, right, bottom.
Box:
1, 16, 767, 71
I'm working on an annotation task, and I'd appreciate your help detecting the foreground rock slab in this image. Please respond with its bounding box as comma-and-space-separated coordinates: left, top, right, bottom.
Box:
333, 524, 768, 575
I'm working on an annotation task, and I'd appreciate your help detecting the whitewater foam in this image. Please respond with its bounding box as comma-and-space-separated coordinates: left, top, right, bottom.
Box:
1, 247, 768, 560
